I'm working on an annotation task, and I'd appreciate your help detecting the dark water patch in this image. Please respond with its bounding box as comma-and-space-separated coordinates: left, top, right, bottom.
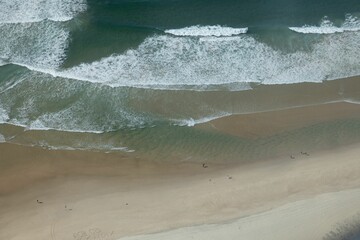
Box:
324, 213, 360, 240
86, 0, 360, 29
63, 21, 157, 68
250, 26, 323, 53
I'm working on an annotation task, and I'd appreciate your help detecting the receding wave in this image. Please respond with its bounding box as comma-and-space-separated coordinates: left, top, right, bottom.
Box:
173, 113, 232, 127
0, 0, 87, 23
165, 25, 248, 37
290, 14, 360, 34
0, 69, 153, 134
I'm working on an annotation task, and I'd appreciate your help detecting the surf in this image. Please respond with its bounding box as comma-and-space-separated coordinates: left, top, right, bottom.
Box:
58, 29, 360, 88
165, 25, 248, 37
0, 0, 87, 24
289, 14, 360, 34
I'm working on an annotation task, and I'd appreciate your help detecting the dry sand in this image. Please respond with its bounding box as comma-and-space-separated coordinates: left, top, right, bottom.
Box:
119, 188, 360, 240
1, 102, 360, 240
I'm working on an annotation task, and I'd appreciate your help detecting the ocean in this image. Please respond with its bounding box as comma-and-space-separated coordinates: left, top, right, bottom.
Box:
0, 0, 360, 161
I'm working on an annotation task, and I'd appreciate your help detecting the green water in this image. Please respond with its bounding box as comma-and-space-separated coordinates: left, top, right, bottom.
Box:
0, 0, 360, 159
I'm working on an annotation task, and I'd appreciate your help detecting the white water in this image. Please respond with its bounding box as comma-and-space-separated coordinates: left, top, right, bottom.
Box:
173, 113, 232, 127
54, 29, 360, 88
0, 104, 9, 123
165, 25, 248, 37
0, 0, 87, 24
0, 0, 87, 69
0, 58, 7, 67
290, 15, 360, 34
0, 21, 69, 69
0, 134, 5, 143
1, 11, 358, 89
1, 10, 360, 134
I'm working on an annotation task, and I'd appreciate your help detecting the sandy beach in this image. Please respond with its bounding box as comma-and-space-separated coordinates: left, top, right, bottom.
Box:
1, 101, 360, 240
2, 1, 360, 239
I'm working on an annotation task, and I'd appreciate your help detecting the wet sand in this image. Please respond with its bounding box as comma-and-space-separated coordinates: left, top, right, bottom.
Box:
197, 102, 360, 138
1, 102, 360, 240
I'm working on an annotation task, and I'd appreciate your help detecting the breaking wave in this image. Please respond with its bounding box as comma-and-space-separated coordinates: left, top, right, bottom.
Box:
165, 25, 248, 37
51, 29, 360, 88
290, 14, 360, 34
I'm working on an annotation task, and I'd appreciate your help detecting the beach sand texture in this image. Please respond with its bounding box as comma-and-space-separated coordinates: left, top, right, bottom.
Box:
2, 1, 360, 239
1, 102, 360, 240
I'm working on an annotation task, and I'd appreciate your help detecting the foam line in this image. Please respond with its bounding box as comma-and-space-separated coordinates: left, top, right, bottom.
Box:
165, 25, 248, 37
290, 15, 360, 34
173, 113, 232, 127
0, 134, 5, 143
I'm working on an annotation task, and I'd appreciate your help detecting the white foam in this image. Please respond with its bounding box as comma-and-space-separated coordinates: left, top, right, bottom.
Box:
36, 142, 134, 153
290, 15, 360, 34
165, 25, 248, 37
0, 105, 9, 123
110, 147, 135, 153
59, 35, 269, 88
0, 21, 69, 69
0, 134, 5, 143
344, 99, 360, 105
0, 58, 8, 67
54, 28, 360, 88
173, 113, 232, 127
2, 120, 104, 135
0, 0, 87, 24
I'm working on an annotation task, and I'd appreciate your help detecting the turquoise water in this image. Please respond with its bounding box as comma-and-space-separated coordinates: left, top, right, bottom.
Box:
0, 0, 360, 154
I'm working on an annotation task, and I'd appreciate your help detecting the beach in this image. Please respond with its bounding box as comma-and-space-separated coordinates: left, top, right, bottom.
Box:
1, 1, 360, 239
1, 101, 360, 240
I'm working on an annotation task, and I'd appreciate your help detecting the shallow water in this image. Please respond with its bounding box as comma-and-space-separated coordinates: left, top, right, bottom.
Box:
0, 0, 360, 154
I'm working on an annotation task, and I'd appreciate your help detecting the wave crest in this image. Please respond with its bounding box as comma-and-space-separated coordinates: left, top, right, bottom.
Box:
52, 29, 360, 88
165, 25, 248, 37
290, 15, 360, 34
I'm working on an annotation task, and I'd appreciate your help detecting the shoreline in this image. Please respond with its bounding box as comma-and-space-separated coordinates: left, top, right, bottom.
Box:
1, 101, 360, 239
197, 101, 360, 138
1, 101, 360, 166
1, 142, 360, 239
